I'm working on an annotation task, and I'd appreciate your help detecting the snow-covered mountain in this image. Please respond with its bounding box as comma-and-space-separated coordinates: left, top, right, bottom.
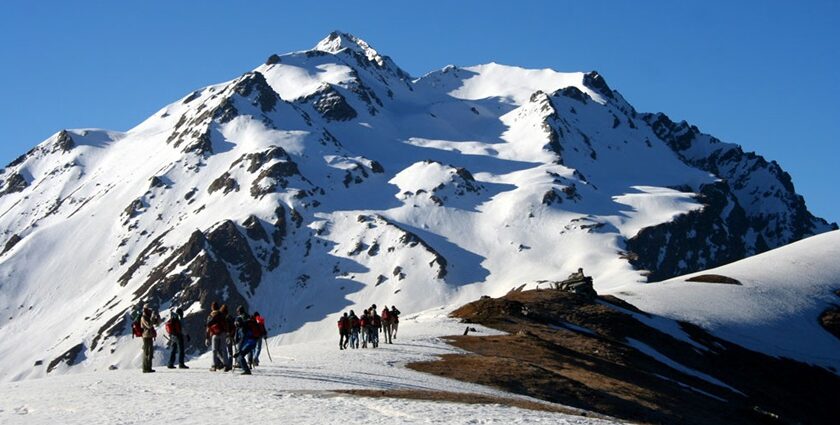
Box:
0, 31, 834, 381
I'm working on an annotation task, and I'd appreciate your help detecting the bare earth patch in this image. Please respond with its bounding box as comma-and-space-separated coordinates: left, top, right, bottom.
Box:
408, 289, 840, 425
685, 274, 742, 285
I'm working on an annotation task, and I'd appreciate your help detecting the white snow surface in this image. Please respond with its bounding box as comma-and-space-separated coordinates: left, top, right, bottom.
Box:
0, 309, 614, 424
616, 230, 840, 371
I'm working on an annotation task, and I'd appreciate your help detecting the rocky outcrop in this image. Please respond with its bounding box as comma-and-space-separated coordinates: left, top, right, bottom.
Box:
251, 160, 301, 199
299, 84, 358, 121
242, 215, 268, 242
1, 234, 22, 255
205, 220, 262, 290
626, 182, 749, 281
47, 343, 85, 373
207, 172, 239, 195
1, 172, 29, 195
53, 130, 75, 153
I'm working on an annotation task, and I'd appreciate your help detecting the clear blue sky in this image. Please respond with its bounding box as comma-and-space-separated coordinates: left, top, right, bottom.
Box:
1, 1, 837, 223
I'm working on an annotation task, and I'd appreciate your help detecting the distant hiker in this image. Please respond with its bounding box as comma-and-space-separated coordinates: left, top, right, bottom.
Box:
205, 302, 228, 371
166, 307, 189, 369
338, 312, 350, 350
389, 306, 401, 340
381, 307, 392, 344
250, 311, 267, 366
233, 306, 259, 375
371, 309, 382, 348
220, 304, 235, 370
349, 310, 360, 349
140, 303, 159, 373
360, 310, 370, 349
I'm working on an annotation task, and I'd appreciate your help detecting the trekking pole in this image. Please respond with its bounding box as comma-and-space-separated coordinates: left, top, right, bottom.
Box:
264, 338, 273, 363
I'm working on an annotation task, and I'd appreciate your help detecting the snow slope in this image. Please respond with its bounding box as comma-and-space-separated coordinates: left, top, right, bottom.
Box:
0, 309, 613, 425
0, 31, 833, 382
617, 230, 840, 371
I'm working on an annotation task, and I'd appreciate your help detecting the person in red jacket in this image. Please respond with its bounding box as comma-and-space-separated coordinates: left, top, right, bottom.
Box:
251, 311, 268, 366
381, 307, 392, 344
337, 312, 350, 350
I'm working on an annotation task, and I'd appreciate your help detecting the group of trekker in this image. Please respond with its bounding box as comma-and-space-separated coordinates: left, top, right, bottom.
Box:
131, 302, 268, 375
337, 304, 400, 350
205, 302, 268, 375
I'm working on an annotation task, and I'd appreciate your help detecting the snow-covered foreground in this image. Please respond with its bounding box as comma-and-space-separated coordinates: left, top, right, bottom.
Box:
616, 230, 840, 371
0, 309, 616, 424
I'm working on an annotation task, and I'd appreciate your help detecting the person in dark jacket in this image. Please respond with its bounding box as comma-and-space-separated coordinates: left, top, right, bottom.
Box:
140, 303, 159, 373
389, 305, 401, 340
166, 307, 189, 369
338, 312, 350, 350
348, 310, 360, 349
251, 311, 267, 367
205, 302, 227, 371
234, 306, 258, 375
220, 304, 235, 370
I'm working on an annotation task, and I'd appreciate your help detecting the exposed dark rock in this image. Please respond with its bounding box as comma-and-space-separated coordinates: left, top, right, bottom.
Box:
1, 172, 29, 195
122, 198, 145, 219
367, 242, 380, 256
819, 307, 840, 341
265, 54, 281, 65
149, 176, 166, 189
582, 71, 615, 100
242, 215, 268, 241
207, 172, 239, 195
299, 84, 358, 121
231, 71, 278, 113
686, 274, 742, 285
290, 209, 303, 228
556, 86, 589, 103
205, 220, 262, 290
250, 160, 300, 198
2, 234, 22, 255
626, 182, 749, 281
234, 146, 290, 173
370, 160, 385, 174
53, 130, 75, 153
379, 216, 448, 279
541, 190, 561, 206
643, 111, 837, 272
117, 231, 171, 286
47, 343, 85, 373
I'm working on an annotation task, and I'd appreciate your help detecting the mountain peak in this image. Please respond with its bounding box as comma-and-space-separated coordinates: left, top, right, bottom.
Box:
314, 31, 385, 66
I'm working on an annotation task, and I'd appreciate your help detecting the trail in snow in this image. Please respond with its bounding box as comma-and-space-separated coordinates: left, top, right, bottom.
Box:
0, 309, 614, 424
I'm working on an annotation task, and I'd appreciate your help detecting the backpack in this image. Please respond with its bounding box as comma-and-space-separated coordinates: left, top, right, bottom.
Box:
165, 319, 181, 335
131, 320, 143, 338
381, 309, 390, 321
350, 316, 360, 329
372, 315, 381, 327
255, 316, 267, 337
242, 317, 261, 339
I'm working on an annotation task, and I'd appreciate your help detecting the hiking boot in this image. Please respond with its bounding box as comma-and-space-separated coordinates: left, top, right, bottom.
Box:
167, 365, 176, 369
241, 370, 252, 375
254, 360, 259, 366
224, 367, 232, 372
143, 369, 156, 373
179, 364, 189, 369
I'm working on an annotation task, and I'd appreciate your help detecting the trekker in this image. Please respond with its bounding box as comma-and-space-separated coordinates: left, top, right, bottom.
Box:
140, 304, 159, 373
381, 307, 392, 344
338, 312, 350, 350
251, 311, 267, 367
166, 307, 189, 369
349, 310, 360, 349
234, 306, 259, 375
390, 306, 401, 340
360, 310, 370, 348
205, 302, 228, 371
371, 309, 381, 348
220, 304, 235, 370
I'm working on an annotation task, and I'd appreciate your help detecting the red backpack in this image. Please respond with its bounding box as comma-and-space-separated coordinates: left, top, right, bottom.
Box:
132, 321, 143, 337
165, 319, 181, 335
381, 309, 390, 321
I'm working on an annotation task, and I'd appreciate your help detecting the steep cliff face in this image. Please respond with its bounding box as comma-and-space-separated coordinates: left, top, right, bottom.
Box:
0, 32, 833, 381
